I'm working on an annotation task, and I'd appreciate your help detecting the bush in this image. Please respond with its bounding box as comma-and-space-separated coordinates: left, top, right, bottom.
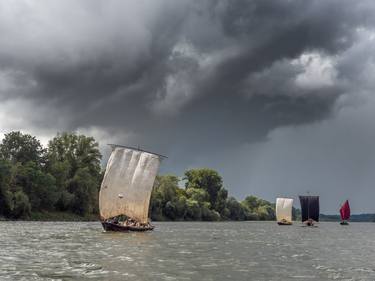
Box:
68, 168, 98, 216
0, 159, 13, 216
11, 191, 31, 219
186, 199, 201, 220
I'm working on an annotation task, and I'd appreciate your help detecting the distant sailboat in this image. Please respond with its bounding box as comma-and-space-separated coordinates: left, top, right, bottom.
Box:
299, 196, 319, 226
99, 144, 166, 232
276, 198, 293, 225
339, 200, 350, 225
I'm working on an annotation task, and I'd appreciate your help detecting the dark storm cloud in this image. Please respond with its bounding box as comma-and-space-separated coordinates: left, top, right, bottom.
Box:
1, 0, 375, 211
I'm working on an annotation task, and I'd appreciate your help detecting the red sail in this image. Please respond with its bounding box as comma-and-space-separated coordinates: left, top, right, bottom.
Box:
340, 200, 350, 220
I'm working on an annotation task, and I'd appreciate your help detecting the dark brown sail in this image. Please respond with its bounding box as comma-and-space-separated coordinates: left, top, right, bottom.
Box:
299, 196, 319, 222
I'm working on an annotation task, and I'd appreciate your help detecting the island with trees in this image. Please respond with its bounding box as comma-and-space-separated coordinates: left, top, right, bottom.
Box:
0, 131, 292, 221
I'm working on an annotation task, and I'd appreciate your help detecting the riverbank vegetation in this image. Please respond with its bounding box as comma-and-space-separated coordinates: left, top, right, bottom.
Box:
320, 214, 375, 222
0, 131, 102, 220
151, 172, 277, 221
0, 131, 281, 221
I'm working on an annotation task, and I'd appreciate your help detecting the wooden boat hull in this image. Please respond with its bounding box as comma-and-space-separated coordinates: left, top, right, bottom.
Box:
101, 221, 154, 232
303, 223, 316, 227
277, 221, 292, 225
302, 220, 317, 227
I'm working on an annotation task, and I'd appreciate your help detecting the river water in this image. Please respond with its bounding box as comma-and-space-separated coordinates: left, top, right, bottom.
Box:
0, 221, 374, 281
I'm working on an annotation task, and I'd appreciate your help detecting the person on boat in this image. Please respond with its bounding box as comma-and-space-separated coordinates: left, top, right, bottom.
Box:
109, 217, 119, 224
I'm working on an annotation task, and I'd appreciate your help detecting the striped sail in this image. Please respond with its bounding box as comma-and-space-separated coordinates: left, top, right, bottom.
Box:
276, 198, 293, 223
99, 147, 161, 223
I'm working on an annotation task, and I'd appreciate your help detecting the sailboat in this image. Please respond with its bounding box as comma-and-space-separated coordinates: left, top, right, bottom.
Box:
339, 200, 350, 225
299, 195, 319, 227
276, 198, 293, 225
99, 144, 166, 232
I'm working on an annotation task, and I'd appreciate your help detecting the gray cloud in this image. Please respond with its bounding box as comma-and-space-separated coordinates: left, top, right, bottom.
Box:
1, 0, 375, 212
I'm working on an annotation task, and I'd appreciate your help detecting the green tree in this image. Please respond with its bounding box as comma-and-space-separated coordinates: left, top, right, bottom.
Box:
46, 132, 102, 215
155, 175, 179, 203
0, 159, 13, 216
164, 201, 177, 220
151, 171, 269, 222
242, 195, 275, 220
46, 159, 71, 191
257, 205, 274, 220
226, 197, 247, 220
56, 190, 75, 211
151, 175, 185, 220
150, 189, 165, 220
215, 188, 228, 216
242, 196, 259, 211
201, 202, 220, 221
174, 195, 188, 219
0, 131, 45, 165
0, 131, 104, 219
67, 167, 99, 216
14, 162, 58, 210
11, 191, 31, 219
47, 132, 101, 178
184, 168, 225, 212
185, 199, 201, 220
186, 188, 210, 203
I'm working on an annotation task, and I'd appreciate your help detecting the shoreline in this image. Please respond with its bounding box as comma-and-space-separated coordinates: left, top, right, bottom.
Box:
0, 211, 98, 222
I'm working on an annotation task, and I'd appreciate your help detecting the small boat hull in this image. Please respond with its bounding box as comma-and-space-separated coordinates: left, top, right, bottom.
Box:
277, 221, 292, 225
101, 221, 154, 232
302, 219, 317, 227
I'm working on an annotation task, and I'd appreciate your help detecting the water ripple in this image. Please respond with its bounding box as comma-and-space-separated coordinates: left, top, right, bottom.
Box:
0, 221, 375, 280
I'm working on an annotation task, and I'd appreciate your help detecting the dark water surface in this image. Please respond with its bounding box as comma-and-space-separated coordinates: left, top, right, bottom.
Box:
0, 221, 374, 280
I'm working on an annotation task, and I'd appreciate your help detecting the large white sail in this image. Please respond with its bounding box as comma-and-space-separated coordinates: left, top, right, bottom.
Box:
276, 198, 293, 223
99, 147, 161, 223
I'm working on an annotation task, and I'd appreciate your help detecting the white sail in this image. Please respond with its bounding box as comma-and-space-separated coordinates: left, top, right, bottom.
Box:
276, 198, 293, 223
99, 147, 161, 223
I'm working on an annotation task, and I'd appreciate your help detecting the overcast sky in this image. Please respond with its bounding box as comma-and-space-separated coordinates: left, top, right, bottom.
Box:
1, 0, 375, 213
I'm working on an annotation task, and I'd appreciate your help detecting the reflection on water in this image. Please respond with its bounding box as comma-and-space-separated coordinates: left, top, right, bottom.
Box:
0, 221, 375, 280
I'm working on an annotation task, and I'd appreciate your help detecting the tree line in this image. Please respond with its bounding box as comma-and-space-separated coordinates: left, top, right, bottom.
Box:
0, 131, 292, 221
0, 131, 102, 219
151, 171, 277, 221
